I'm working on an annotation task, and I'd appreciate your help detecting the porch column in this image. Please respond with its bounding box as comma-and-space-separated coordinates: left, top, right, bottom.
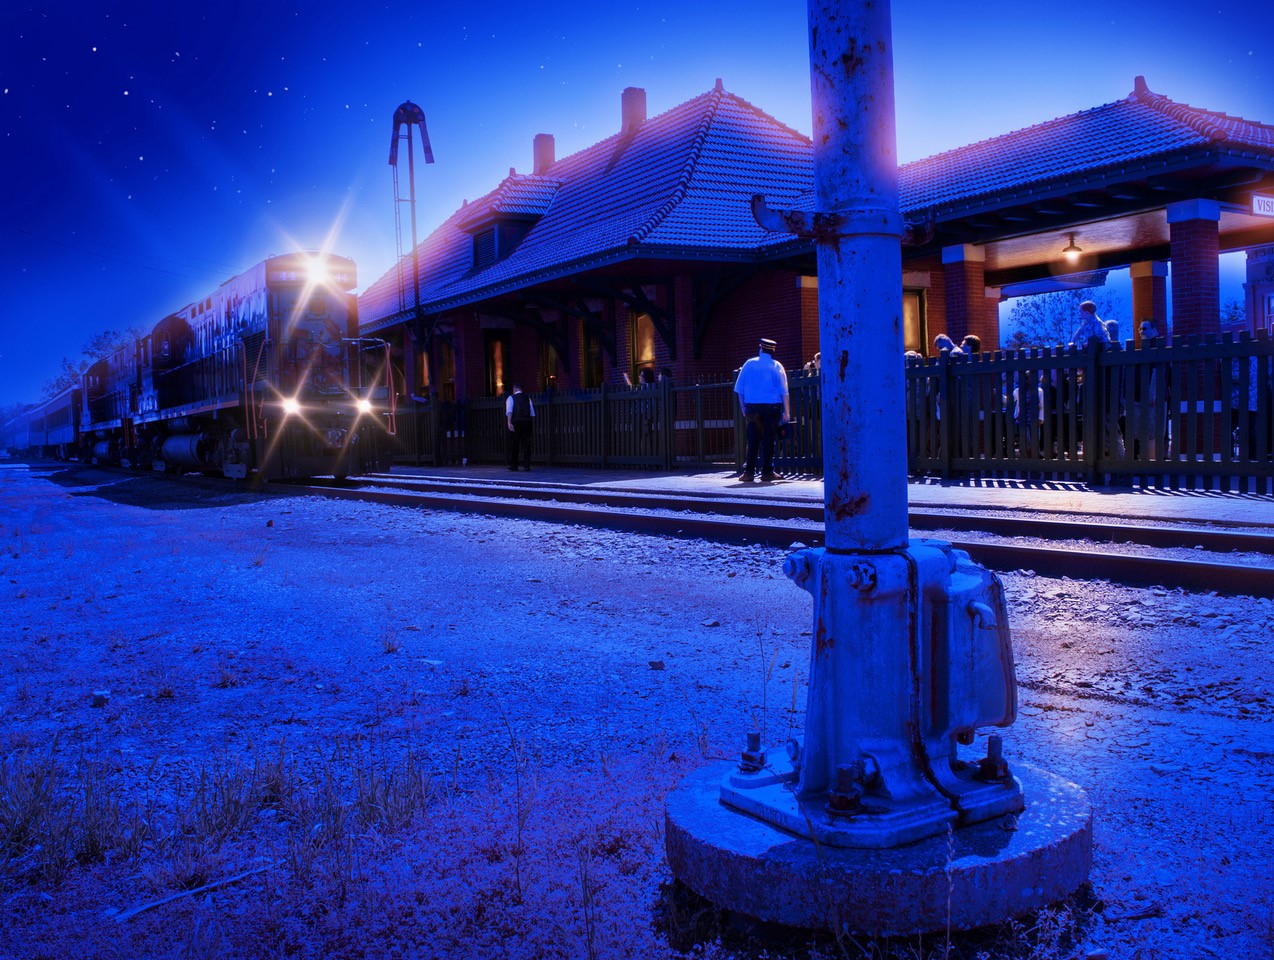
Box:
942, 243, 986, 343
1130, 260, 1169, 343
402, 333, 420, 396
983, 286, 1002, 347
1167, 199, 1221, 338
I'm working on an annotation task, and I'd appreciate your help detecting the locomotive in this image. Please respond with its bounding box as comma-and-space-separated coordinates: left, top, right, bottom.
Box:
6, 251, 393, 481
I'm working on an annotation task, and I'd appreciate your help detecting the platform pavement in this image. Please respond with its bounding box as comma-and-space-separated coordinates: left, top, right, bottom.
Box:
390, 464, 1274, 530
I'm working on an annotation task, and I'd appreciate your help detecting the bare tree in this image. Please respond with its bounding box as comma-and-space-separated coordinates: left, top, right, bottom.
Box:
1002, 288, 1126, 350
42, 327, 144, 397
1221, 298, 1246, 329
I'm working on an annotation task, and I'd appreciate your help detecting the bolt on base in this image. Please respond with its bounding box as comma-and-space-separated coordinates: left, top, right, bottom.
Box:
721, 541, 1025, 849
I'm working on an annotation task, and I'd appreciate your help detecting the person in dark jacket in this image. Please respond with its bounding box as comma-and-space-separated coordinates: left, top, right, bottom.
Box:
505, 383, 535, 471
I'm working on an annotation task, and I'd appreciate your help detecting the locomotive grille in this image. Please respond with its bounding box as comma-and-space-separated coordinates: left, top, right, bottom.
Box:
241, 332, 268, 384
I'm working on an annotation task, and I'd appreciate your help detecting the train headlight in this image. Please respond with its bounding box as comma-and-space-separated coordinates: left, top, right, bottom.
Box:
306, 258, 330, 285
281, 397, 301, 417
356, 398, 373, 415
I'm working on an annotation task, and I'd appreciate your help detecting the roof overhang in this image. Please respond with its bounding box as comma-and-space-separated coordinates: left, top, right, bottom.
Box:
360, 239, 809, 334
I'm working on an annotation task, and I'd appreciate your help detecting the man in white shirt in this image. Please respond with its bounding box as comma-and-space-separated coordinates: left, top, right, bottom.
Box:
733, 337, 790, 482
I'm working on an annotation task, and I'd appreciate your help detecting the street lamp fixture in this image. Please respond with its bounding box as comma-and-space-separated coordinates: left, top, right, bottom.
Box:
1062, 233, 1083, 261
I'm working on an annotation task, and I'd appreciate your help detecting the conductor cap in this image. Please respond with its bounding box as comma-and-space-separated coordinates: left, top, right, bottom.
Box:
759, 337, 777, 352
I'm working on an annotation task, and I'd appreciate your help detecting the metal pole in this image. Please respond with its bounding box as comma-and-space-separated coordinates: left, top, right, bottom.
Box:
670, 3, 1091, 929
810, 0, 908, 553
407, 124, 422, 336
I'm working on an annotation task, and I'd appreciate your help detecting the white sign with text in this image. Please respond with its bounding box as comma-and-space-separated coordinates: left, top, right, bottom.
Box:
1254, 194, 1274, 217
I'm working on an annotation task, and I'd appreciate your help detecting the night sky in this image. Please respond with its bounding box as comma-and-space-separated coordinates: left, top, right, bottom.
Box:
2, 0, 1269, 408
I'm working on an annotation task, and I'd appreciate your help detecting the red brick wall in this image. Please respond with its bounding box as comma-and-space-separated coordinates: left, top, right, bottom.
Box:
401, 334, 419, 396
388, 268, 860, 397
695, 269, 805, 379
943, 257, 985, 344
909, 256, 945, 349
1132, 273, 1168, 340
564, 311, 583, 391
1169, 218, 1220, 338
453, 311, 484, 398
672, 276, 695, 377
799, 278, 819, 366
614, 304, 634, 382
980, 294, 1001, 349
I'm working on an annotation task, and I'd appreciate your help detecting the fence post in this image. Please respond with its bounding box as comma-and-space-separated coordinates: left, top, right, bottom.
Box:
938, 353, 952, 480
695, 383, 705, 463
459, 399, 470, 466
661, 379, 673, 470
1083, 345, 1099, 484
428, 402, 440, 467
546, 392, 555, 467
600, 382, 610, 469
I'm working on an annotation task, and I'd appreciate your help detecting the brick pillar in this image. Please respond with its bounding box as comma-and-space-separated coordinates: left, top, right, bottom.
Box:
1168, 201, 1223, 455
983, 286, 1002, 349
402, 333, 420, 396
799, 275, 820, 367
1130, 261, 1169, 343
942, 244, 986, 343
1167, 199, 1221, 338
909, 256, 945, 347
456, 310, 482, 400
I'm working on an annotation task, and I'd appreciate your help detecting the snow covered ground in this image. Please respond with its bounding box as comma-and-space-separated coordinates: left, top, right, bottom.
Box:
1, 462, 1271, 959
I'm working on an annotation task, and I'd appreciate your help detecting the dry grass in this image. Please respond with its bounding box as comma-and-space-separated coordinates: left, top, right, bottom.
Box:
381, 628, 401, 655
0, 700, 1116, 960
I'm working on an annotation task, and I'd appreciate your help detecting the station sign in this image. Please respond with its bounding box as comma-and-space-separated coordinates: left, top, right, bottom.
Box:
1254, 194, 1274, 217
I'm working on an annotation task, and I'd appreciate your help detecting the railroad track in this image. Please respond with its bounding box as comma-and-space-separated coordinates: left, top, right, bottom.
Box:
264, 472, 1274, 598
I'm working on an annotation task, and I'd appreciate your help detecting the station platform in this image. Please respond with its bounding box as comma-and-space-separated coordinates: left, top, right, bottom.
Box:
389, 464, 1274, 530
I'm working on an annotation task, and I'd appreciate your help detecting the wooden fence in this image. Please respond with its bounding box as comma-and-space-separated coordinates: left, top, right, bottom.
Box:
384, 332, 1274, 492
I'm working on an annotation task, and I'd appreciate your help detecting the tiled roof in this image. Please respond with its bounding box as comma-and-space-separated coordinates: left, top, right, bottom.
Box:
360, 78, 1274, 331
899, 76, 1274, 212
359, 84, 813, 330
454, 175, 563, 230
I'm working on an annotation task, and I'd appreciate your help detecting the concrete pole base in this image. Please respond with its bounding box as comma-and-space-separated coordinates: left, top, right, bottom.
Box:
665, 761, 1092, 937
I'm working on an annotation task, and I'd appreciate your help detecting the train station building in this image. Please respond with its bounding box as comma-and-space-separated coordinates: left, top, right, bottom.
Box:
357, 77, 1274, 402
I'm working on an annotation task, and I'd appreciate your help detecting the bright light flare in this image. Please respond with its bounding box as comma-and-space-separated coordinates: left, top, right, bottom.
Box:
306, 257, 330, 286
357, 398, 373, 414
1061, 233, 1083, 263
281, 397, 301, 417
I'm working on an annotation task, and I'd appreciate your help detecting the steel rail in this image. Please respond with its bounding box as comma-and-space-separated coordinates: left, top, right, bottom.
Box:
269, 478, 1274, 598
329, 474, 1274, 557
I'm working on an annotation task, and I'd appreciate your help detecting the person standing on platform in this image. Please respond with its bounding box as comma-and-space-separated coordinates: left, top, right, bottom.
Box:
1071, 300, 1111, 348
505, 383, 535, 471
733, 337, 790, 483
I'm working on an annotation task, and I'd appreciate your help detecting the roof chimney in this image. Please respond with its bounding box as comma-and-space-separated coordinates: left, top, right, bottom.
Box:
533, 133, 555, 175
621, 87, 647, 133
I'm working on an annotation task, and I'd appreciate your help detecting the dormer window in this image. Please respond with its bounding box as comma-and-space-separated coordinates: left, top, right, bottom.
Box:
473, 227, 498, 270
461, 174, 562, 272
470, 220, 535, 271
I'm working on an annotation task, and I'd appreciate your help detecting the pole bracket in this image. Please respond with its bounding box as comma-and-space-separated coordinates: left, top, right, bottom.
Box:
750, 194, 933, 246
